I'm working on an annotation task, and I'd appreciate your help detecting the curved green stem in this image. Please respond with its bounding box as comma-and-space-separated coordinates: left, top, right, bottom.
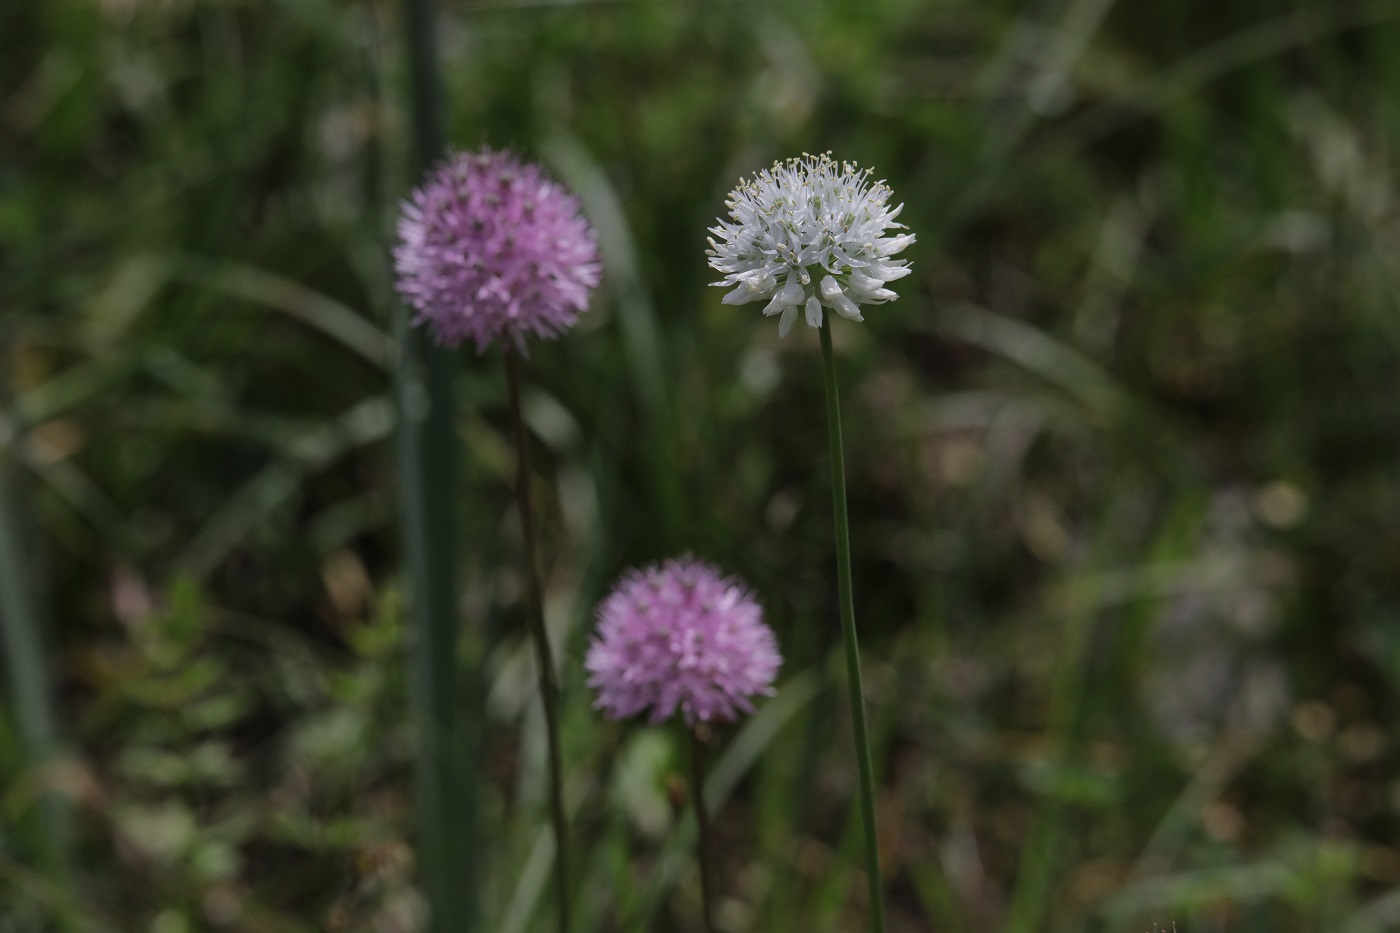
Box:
504, 347, 571, 933
818, 318, 886, 932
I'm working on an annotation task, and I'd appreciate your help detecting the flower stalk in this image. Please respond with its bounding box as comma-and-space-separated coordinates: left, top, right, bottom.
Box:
504, 346, 571, 933
690, 727, 718, 933
819, 317, 886, 932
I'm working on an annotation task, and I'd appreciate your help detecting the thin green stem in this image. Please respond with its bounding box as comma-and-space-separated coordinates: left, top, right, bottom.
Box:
396, 0, 474, 928
504, 347, 571, 933
818, 318, 887, 932
690, 728, 717, 933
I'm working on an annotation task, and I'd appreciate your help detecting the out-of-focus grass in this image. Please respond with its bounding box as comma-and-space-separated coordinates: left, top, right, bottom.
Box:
4, 0, 1400, 930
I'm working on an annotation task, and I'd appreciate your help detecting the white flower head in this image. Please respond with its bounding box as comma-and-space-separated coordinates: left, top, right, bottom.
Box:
707, 152, 914, 337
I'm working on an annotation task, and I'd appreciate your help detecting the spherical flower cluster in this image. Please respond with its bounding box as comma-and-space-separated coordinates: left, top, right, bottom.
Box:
394, 148, 601, 352
707, 152, 914, 337
585, 557, 781, 726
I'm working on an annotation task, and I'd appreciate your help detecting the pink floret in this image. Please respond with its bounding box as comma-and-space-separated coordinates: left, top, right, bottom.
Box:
586, 557, 782, 726
393, 148, 601, 352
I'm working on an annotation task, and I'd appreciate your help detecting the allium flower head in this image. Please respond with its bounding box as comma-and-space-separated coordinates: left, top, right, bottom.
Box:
586, 557, 781, 725
707, 152, 914, 337
394, 148, 601, 352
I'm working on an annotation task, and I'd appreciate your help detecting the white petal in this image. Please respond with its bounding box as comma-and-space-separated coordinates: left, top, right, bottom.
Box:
804, 295, 824, 329
848, 274, 899, 304
868, 261, 912, 281
848, 271, 882, 292
738, 269, 777, 291
778, 305, 798, 338
881, 234, 916, 254
832, 292, 864, 321
762, 292, 791, 316
722, 283, 764, 306
818, 274, 864, 320
775, 275, 805, 306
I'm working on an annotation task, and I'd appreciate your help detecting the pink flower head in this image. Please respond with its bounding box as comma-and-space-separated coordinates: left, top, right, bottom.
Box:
394, 148, 602, 352
586, 557, 781, 726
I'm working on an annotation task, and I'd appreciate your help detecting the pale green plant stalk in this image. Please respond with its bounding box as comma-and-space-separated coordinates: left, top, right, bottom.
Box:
818, 318, 887, 932
395, 0, 475, 927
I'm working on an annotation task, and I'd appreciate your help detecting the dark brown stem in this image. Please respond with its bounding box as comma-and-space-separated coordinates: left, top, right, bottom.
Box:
690, 727, 717, 933
504, 346, 570, 933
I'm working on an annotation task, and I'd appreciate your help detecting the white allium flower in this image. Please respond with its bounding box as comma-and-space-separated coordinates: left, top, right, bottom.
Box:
707, 152, 914, 337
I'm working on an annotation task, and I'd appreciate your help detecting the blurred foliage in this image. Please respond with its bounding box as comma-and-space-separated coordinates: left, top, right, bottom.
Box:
4, 0, 1400, 930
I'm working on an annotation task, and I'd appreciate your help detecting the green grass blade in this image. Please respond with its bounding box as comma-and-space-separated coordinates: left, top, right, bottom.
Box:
0, 449, 75, 922
395, 0, 475, 927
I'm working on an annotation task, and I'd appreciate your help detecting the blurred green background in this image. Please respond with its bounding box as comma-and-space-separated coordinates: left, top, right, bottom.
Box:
5, 0, 1400, 930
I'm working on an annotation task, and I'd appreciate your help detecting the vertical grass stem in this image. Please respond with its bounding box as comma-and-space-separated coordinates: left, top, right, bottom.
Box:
0, 457, 75, 899
0, 326, 78, 930
396, 0, 474, 928
818, 318, 887, 932
504, 347, 571, 933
